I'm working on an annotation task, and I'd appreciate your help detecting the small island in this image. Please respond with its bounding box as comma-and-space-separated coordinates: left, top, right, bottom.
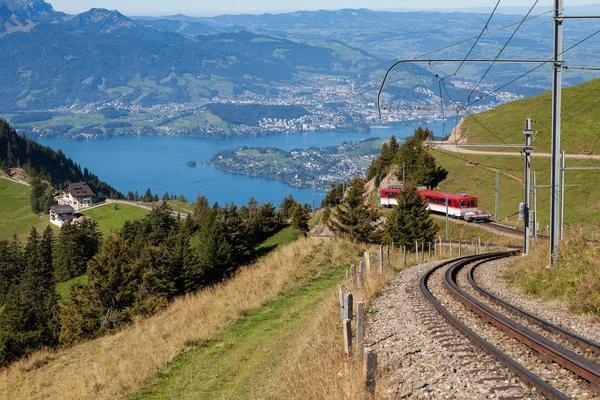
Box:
207, 138, 382, 189
186, 161, 197, 168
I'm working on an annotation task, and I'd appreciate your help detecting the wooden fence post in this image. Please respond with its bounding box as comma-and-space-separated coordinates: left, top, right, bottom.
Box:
364, 251, 371, 272
377, 245, 383, 274
478, 238, 482, 254
364, 348, 377, 397
351, 265, 358, 291
338, 285, 344, 321
345, 270, 349, 287
356, 302, 365, 355
343, 293, 353, 321
403, 245, 406, 267
428, 242, 431, 261
415, 241, 418, 263
343, 319, 352, 357
421, 242, 425, 262
359, 260, 365, 288
459, 242, 462, 257
387, 245, 391, 269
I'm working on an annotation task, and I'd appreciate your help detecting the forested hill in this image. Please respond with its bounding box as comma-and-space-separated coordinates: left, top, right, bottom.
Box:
0, 120, 121, 198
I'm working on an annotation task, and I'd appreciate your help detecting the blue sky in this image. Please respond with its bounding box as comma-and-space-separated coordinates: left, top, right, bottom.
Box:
47, 1, 596, 17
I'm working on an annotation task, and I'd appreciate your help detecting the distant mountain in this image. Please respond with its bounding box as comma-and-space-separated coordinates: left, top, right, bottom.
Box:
0, 0, 64, 33
0, 5, 385, 111
135, 18, 239, 36
64, 8, 137, 33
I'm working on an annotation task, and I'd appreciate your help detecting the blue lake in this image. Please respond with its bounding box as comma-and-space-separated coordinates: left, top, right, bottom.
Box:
37, 121, 452, 207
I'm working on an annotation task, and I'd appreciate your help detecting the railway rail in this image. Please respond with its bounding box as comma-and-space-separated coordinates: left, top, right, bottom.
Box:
421, 252, 600, 399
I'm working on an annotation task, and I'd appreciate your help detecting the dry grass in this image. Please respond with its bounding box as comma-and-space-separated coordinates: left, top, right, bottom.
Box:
504, 226, 600, 318
263, 245, 413, 400
0, 239, 352, 400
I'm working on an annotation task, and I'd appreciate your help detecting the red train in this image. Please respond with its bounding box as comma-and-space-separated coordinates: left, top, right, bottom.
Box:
380, 187, 492, 222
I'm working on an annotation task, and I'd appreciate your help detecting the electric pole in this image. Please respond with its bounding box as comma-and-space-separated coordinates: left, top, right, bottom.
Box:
550, 0, 564, 264
533, 171, 537, 241
495, 170, 499, 222
445, 195, 449, 241
560, 151, 565, 240
523, 119, 533, 255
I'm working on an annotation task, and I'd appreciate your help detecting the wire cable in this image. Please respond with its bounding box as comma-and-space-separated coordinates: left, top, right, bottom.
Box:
447, 0, 501, 78
467, 25, 600, 108
411, 10, 552, 61
467, 0, 539, 103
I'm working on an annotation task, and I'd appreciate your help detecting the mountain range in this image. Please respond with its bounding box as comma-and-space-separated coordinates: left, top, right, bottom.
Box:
0, 0, 598, 137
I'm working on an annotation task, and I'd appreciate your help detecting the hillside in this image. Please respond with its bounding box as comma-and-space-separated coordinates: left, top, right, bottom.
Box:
79, 203, 149, 234
0, 120, 120, 198
0, 5, 384, 112
0, 239, 366, 399
0, 177, 52, 239
455, 77, 600, 154
433, 77, 600, 232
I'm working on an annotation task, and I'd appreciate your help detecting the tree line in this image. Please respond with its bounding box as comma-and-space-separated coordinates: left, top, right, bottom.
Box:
0, 120, 122, 200
323, 128, 444, 247
0, 195, 310, 366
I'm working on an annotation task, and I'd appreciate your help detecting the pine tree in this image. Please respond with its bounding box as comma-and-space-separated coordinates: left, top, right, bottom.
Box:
291, 203, 310, 232
396, 127, 447, 188
54, 220, 102, 282
321, 182, 343, 208
0, 227, 60, 365
279, 195, 297, 220
328, 178, 380, 243
384, 184, 438, 247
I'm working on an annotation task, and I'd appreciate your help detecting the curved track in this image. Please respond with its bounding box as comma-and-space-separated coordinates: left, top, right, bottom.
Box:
421, 252, 600, 399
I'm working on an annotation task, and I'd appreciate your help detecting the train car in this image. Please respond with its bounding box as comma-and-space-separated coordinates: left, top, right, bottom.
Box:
380, 187, 492, 222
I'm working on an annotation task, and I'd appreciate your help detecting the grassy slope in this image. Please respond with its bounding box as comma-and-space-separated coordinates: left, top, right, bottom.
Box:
80, 203, 149, 234
0, 178, 53, 239
433, 149, 600, 232
132, 257, 345, 399
459, 77, 600, 154
0, 240, 360, 399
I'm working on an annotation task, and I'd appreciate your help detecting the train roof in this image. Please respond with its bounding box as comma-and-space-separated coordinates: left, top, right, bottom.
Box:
419, 190, 478, 201
380, 188, 478, 201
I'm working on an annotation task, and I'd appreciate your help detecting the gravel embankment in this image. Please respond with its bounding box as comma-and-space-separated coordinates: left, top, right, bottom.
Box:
365, 259, 541, 399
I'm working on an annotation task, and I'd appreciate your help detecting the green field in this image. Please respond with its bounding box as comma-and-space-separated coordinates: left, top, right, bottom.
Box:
0, 178, 54, 239
132, 250, 347, 400
458, 77, 600, 154
433, 149, 600, 233
80, 203, 149, 234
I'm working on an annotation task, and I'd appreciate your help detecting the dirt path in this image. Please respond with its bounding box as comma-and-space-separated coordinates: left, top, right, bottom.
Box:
433, 143, 600, 160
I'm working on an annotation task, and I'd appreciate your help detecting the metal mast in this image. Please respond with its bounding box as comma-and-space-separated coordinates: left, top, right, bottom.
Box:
550, 0, 564, 265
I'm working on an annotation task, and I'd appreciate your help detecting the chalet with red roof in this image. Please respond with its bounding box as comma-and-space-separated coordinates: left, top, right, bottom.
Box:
58, 182, 95, 211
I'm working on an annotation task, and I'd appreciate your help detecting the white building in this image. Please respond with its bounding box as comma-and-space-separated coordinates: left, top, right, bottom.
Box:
58, 182, 95, 211
49, 205, 76, 227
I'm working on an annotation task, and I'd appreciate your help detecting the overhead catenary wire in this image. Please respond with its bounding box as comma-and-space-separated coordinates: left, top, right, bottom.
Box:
410, 10, 552, 61
446, 0, 501, 79
467, 0, 540, 103
466, 25, 600, 108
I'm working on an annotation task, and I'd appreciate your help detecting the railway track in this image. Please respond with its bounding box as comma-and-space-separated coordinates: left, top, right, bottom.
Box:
487, 222, 550, 240
421, 252, 600, 399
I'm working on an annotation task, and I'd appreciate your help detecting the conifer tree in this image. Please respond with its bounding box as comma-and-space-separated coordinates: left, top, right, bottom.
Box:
384, 184, 438, 246
0, 227, 59, 365
328, 177, 380, 243
279, 195, 297, 220
54, 220, 102, 282
321, 182, 343, 208
291, 203, 310, 233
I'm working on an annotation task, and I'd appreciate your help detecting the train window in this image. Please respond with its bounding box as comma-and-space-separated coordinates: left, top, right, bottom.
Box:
472, 200, 478, 207
459, 201, 466, 208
